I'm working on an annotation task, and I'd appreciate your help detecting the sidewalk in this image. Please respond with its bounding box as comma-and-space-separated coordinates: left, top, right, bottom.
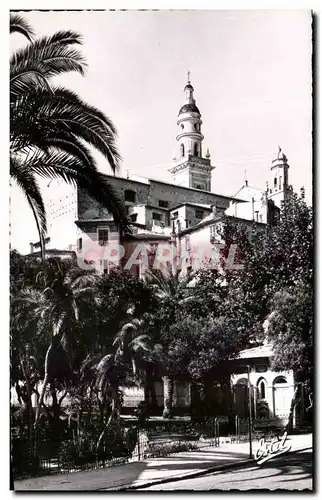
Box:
14, 433, 312, 491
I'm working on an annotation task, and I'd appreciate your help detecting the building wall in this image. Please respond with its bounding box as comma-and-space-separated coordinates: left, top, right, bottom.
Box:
77, 176, 232, 224
231, 364, 294, 421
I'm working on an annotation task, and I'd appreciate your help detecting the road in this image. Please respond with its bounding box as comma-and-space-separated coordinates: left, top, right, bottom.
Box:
139, 449, 313, 491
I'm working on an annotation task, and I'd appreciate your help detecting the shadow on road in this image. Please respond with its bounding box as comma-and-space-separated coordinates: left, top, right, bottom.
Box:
217, 451, 312, 486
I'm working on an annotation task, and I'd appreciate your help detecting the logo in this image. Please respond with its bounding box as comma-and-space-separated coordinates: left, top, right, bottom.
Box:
254, 431, 292, 465
76, 239, 244, 272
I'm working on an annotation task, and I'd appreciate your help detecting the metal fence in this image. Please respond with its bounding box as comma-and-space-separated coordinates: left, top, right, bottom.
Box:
13, 418, 221, 480
234, 415, 288, 443
133, 418, 220, 461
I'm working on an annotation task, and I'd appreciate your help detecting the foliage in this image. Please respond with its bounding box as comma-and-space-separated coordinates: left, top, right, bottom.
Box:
10, 14, 128, 257
265, 281, 313, 389
10, 189, 313, 476
147, 440, 198, 458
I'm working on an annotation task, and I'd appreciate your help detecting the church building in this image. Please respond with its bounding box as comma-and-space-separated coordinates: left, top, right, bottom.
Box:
31, 74, 293, 277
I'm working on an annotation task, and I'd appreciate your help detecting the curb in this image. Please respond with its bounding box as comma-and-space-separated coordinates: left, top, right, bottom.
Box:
100, 458, 253, 491
101, 445, 312, 491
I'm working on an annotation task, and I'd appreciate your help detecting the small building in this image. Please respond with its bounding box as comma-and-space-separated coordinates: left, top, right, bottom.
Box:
230, 343, 296, 426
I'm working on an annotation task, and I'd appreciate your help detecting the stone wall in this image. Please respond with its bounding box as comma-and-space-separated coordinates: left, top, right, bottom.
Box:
77, 175, 233, 222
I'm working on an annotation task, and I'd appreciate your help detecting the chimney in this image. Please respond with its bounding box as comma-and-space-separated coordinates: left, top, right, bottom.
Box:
30, 243, 34, 254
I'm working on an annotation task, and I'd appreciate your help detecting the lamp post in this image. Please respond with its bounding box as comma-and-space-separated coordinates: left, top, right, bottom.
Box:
247, 365, 253, 459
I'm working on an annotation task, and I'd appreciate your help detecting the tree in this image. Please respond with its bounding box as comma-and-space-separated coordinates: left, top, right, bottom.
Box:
220, 191, 313, 423
13, 257, 98, 424
79, 319, 153, 450
145, 268, 197, 417
10, 14, 128, 258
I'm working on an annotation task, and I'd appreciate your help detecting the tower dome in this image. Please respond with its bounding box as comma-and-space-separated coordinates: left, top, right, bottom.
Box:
179, 103, 200, 115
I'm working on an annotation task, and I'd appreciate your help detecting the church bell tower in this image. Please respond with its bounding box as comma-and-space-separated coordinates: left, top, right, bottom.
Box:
267, 146, 292, 209
169, 73, 214, 191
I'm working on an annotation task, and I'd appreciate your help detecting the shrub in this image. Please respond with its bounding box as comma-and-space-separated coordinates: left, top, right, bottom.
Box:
147, 440, 198, 458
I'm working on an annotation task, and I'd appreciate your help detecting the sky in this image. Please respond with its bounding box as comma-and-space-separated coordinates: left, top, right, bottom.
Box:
10, 9, 313, 254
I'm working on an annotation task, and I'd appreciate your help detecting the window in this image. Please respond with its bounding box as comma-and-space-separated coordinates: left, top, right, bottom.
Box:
194, 144, 199, 156
195, 184, 202, 190
158, 200, 169, 208
172, 211, 179, 219
77, 237, 82, 251
274, 177, 277, 187
181, 124, 184, 130
255, 365, 267, 373
257, 378, 267, 399
130, 213, 137, 222
273, 376, 287, 384
98, 229, 109, 246
124, 189, 136, 203
152, 212, 162, 221
279, 176, 282, 190
194, 123, 199, 132
180, 144, 185, 157
195, 209, 204, 219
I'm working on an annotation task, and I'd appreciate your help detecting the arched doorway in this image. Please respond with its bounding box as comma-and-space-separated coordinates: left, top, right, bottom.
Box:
273, 376, 288, 417
234, 378, 248, 417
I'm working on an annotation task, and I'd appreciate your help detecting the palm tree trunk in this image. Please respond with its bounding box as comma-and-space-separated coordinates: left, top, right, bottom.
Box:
34, 342, 53, 424
19, 356, 34, 450
287, 385, 299, 431
27, 194, 45, 260
162, 376, 174, 418
96, 388, 118, 450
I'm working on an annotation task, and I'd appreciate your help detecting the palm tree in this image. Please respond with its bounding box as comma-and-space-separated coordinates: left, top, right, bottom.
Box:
10, 14, 128, 258
15, 257, 98, 424
80, 319, 153, 450
146, 268, 196, 418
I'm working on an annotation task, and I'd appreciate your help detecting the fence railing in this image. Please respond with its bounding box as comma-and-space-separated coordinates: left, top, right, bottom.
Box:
133, 418, 220, 461
234, 415, 288, 443
12, 418, 221, 480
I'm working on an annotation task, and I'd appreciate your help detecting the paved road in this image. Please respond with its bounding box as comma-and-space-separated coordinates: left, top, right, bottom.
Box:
139, 449, 313, 491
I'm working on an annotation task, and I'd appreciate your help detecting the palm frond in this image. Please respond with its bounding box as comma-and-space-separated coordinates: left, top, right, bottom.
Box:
10, 14, 35, 41
10, 71, 53, 100
14, 150, 127, 226
10, 31, 86, 86
10, 155, 47, 247
11, 87, 121, 170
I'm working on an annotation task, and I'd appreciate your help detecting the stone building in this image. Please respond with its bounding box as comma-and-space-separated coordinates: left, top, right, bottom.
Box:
41, 75, 292, 265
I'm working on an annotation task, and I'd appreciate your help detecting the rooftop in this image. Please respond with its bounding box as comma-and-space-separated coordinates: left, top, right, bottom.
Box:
236, 343, 273, 359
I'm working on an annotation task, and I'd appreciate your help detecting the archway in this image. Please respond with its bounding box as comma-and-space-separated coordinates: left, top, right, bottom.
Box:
273, 376, 288, 417
234, 378, 248, 417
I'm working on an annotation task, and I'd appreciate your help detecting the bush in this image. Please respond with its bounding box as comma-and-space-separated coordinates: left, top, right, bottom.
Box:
147, 441, 198, 458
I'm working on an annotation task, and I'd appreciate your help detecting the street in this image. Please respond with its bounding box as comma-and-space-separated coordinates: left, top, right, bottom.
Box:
139, 449, 313, 491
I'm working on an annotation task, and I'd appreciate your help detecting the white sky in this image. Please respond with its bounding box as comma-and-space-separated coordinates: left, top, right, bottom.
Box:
10, 10, 312, 253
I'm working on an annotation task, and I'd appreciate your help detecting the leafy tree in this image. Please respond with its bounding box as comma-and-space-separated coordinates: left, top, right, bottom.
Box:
145, 268, 197, 417
265, 281, 313, 389
219, 191, 313, 423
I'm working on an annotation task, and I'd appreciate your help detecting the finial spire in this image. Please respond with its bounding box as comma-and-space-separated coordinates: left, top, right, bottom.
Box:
244, 169, 248, 186
187, 70, 191, 83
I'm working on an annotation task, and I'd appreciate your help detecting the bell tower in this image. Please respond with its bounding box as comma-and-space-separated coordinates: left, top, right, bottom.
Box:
169, 73, 214, 191
267, 146, 292, 209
